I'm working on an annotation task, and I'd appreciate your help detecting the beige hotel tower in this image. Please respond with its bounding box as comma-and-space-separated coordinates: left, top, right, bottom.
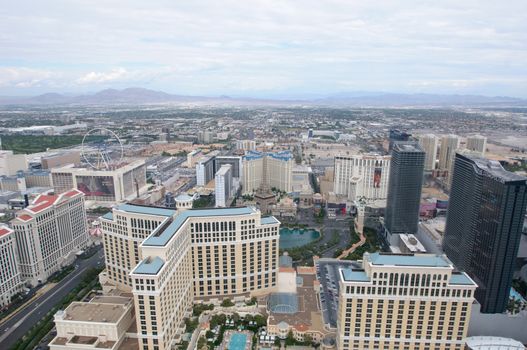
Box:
337, 252, 476, 350
99, 203, 279, 350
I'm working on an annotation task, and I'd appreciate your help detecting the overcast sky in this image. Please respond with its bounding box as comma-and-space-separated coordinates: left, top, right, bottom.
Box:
1, 0, 526, 97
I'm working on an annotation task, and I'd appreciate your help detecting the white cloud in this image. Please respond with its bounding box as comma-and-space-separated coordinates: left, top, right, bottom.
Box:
0, 67, 54, 88
76, 67, 128, 84
0, 0, 526, 96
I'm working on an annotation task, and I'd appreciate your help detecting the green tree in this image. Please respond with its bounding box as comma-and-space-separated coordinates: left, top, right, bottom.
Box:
285, 330, 296, 346
197, 336, 207, 350
221, 298, 234, 307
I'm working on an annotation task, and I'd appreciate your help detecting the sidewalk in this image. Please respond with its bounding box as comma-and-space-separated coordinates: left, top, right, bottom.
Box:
337, 232, 365, 260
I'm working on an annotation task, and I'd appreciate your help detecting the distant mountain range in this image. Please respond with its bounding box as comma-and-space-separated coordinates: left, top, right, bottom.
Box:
0, 87, 526, 107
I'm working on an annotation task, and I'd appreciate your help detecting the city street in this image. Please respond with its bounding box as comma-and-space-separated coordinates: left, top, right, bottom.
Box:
0, 246, 105, 349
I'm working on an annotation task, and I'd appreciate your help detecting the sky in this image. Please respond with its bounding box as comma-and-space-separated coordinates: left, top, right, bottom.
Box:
1, 0, 526, 98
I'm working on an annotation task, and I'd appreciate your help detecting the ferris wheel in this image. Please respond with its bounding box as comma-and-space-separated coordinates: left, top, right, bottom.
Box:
81, 128, 124, 170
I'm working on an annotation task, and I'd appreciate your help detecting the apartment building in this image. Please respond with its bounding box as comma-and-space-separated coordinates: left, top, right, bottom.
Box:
333, 154, 391, 201
337, 252, 476, 350
99, 204, 280, 349
0, 225, 23, 307
438, 135, 460, 171
418, 134, 439, 171
11, 189, 89, 286
242, 151, 293, 194
215, 164, 232, 207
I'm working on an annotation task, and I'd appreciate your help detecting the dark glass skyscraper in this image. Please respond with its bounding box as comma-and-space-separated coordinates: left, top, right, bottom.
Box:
388, 128, 412, 150
384, 141, 425, 236
443, 152, 527, 313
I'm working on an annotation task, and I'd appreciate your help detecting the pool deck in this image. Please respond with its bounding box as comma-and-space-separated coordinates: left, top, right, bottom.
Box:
222, 330, 253, 350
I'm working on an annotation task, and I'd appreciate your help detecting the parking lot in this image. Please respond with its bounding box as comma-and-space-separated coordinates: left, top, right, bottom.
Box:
315, 259, 360, 329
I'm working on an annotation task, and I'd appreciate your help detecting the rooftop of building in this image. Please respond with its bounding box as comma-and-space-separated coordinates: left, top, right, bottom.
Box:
244, 150, 293, 161
341, 269, 369, 282
392, 141, 424, 153
60, 300, 131, 323
51, 336, 116, 349
366, 252, 451, 267
175, 193, 194, 202
142, 206, 261, 247
111, 203, 176, 218
261, 216, 280, 225
340, 253, 476, 287
132, 256, 165, 275
13, 189, 83, 218
461, 153, 527, 182
215, 164, 232, 176
267, 271, 327, 336
0, 226, 13, 238
449, 273, 475, 286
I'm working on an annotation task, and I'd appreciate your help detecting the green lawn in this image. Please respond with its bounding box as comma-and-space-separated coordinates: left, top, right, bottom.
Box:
0, 134, 107, 154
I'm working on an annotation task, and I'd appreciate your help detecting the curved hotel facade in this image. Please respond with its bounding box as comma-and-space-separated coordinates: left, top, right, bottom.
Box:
98, 204, 280, 350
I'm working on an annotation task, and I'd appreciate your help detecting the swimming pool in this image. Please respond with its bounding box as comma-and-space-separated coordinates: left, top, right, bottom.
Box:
279, 228, 320, 249
510, 287, 526, 303
228, 333, 248, 350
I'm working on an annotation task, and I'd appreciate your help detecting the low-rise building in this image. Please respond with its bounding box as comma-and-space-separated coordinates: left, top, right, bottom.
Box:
50, 295, 135, 350
51, 160, 147, 203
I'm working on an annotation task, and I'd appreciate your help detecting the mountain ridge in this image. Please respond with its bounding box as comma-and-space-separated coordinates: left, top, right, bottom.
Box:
0, 87, 525, 107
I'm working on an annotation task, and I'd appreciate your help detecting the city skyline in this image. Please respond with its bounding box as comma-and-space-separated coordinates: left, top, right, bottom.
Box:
1, 1, 527, 97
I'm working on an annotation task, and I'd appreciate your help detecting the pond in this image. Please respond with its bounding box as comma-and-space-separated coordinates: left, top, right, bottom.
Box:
279, 227, 321, 249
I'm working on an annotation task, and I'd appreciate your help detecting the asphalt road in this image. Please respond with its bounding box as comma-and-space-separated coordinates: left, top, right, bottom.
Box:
0, 246, 105, 349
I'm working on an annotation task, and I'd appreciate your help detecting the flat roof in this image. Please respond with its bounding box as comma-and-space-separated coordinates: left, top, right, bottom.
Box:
392, 141, 424, 153
143, 207, 257, 246
341, 269, 370, 282
115, 204, 176, 217
449, 273, 475, 286
367, 252, 451, 268
261, 216, 280, 225
133, 256, 165, 275
62, 301, 129, 323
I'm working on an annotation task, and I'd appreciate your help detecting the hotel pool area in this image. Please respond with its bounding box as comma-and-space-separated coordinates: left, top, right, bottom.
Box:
225, 331, 252, 350
279, 228, 320, 249
228, 333, 248, 350
510, 287, 526, 303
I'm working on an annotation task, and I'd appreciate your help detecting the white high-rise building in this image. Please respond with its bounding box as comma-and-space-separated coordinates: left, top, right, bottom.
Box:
466, 135, 487, 155
186, 149, 202, 168
242, 151, 293, 194
338, 252, 477, 350
333, 154, 391, 201
0, 225, 23, 307
11, 189, 89, 286
235, 140, 256, 151
215, 164, 232, 207
195, 156, 215, 187
418, 134, 439, 171
0, 150, 28, 177
438, 135, 460, 171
